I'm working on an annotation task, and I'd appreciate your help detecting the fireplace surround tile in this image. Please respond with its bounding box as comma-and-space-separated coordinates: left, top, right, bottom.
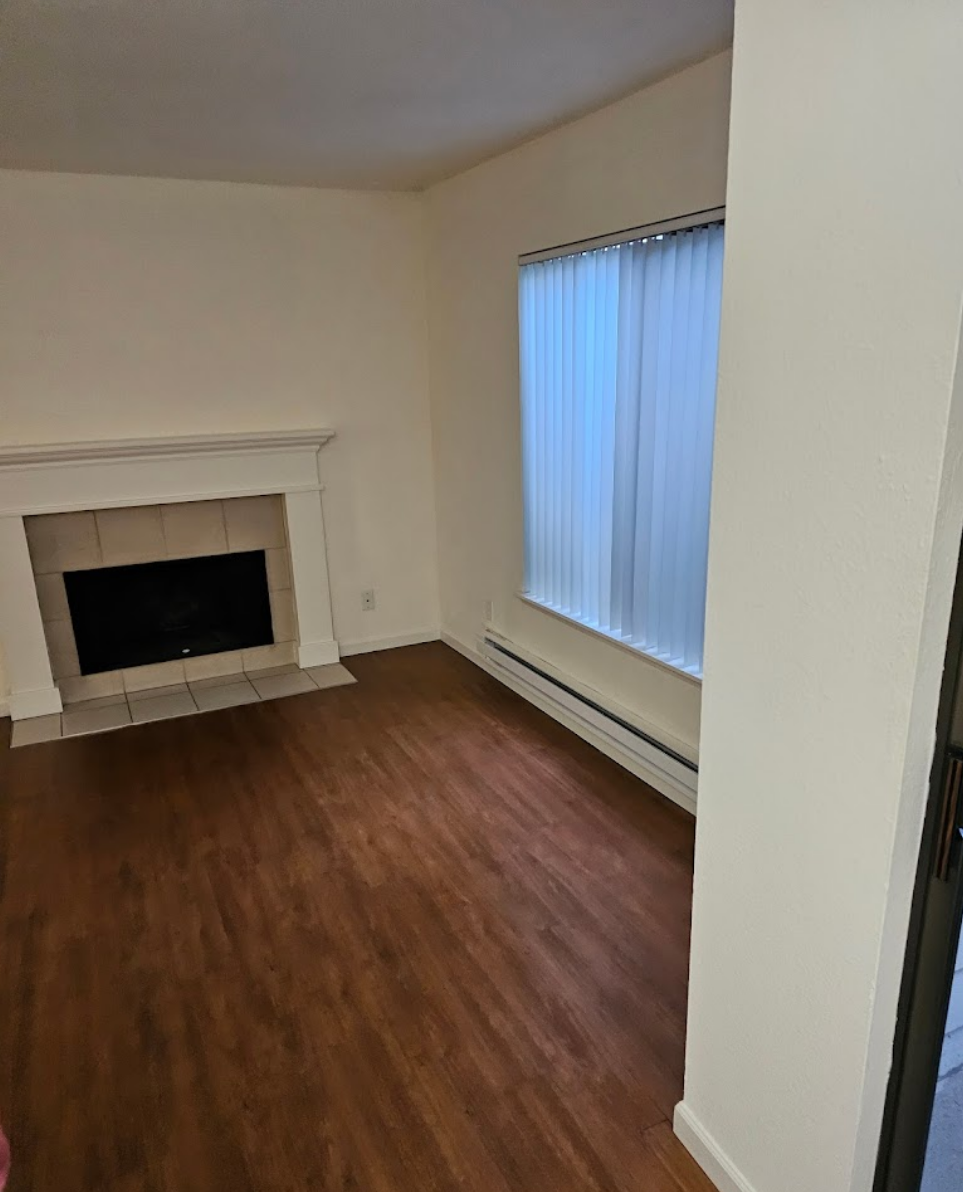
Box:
183, 649, 245, 683
96, 506, 166, 567
161, 501, 228, 558
25, 511, 102, 574
224, 495, 287, 552
244, 663, 299, 678
192, 679, 260, 712
188, 669, 250, 690
269, 587, 297, 643
129, 690, 198, 724
265, 547, 292, 591
62, 702, 132, 737
59, 671, 125, 704
249, 670, 316, 700
61, 690, 127, 711
123, 660, 186, 692
10, 714, 63, 747
127, 682, 189, 703
45, 619, 81, 679
242, 641, 297, 672
306, 663, 357, 691
35, 573, 71, 622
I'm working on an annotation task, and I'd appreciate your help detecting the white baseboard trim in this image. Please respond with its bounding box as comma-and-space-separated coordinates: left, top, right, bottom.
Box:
298, 638, 341, 668
339, 629, 440, 657
440, 629, 697, 816
440, 630, 482, 665
0, 697, 9, 720
673, 1102, 758, 1192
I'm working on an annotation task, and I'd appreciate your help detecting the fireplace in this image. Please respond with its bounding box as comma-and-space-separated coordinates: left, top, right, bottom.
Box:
0, 430, 339, 721
65, 550, 274, 675
22, 495, 304, 702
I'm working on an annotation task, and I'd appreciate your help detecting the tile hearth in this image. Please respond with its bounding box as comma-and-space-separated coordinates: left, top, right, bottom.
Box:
8, 662, 356, 748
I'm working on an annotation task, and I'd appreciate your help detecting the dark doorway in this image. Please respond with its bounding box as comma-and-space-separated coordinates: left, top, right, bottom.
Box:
875, 528, 963, 1192
64, 551, 274, 674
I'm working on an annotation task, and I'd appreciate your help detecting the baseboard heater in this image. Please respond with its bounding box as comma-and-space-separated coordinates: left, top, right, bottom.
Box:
480, 635, 698, 811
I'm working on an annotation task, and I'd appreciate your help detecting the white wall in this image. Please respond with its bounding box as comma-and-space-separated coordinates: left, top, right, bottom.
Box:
0, 170, 440, 698
424, 51, 731, 759
677, 5, 963, 1192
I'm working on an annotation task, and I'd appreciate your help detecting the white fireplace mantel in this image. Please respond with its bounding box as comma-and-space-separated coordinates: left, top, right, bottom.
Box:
0, 429, 335, 467
0, 429, 338, 720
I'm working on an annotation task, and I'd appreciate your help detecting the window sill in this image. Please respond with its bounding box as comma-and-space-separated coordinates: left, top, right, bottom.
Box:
515, 591, 703, 686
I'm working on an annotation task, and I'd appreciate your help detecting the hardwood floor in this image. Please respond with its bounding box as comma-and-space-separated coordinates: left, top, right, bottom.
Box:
0, 642, 713, 1191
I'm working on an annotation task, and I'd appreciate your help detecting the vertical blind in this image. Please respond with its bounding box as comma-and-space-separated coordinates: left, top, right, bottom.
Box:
518, 219, 724, 678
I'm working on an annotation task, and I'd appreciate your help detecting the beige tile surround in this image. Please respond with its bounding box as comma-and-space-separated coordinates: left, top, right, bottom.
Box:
25, 496, 298, 705
9, 662, 358, 747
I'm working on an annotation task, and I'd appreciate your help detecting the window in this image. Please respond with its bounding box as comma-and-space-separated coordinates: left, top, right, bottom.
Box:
518, 212, 724, 678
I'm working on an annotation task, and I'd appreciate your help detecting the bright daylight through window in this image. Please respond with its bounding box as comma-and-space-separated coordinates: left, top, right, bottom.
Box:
518, 215, 724, 677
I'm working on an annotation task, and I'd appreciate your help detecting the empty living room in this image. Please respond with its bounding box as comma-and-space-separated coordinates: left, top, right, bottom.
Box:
3, 3, 963, 1191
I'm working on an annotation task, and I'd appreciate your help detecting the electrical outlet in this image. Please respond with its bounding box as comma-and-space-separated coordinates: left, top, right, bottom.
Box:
483, 599, 494, 623
361, 588, 376, 612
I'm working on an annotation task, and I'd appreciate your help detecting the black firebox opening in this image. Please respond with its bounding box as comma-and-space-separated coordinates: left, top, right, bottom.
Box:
64, 550, 275, 675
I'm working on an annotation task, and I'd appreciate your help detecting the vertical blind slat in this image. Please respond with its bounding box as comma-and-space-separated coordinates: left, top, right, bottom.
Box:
534, 265, 546, 601
589, 250, 601, 625
563, 256, 575, 614
599, 247, 618, 634
523, 267, 535, 591
519, 221, 723, 680
633, 239, 659, 650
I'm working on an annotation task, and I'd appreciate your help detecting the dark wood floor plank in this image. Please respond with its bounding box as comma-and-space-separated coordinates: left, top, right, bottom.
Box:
0, 642, 713, 1191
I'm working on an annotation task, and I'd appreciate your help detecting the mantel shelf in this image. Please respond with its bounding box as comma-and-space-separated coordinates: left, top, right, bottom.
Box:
0, 429, 336, 468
